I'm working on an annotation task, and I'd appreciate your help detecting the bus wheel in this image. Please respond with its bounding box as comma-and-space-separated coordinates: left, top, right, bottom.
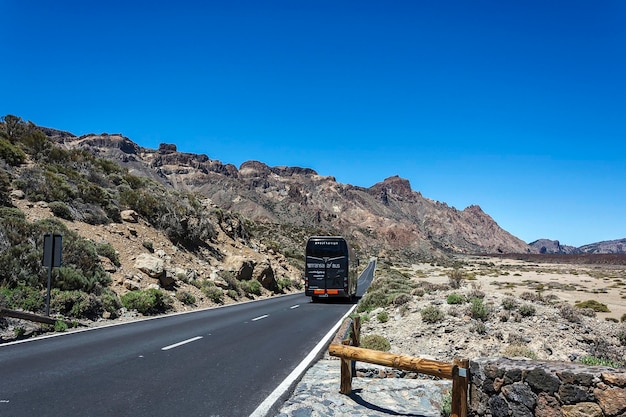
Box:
311, 297, 319, 303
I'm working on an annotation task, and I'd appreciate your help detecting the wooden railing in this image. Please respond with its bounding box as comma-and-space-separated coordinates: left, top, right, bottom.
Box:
328, 316, 469, 417
0, 307, 78, 328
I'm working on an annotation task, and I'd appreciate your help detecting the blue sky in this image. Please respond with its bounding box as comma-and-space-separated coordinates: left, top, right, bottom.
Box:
2, 1, 625, 247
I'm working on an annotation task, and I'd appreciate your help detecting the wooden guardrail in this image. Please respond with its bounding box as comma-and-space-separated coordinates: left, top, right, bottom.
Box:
0, 307, 79, 328
328, 316, 469, 417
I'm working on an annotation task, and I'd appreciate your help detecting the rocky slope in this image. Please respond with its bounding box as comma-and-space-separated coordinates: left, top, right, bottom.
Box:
45, 130, 531, 261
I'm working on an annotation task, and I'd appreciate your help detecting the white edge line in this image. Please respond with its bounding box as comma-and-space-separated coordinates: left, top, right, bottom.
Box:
248, 304, 357, 417
161, 336, 203, 351
0, 292, 302, 348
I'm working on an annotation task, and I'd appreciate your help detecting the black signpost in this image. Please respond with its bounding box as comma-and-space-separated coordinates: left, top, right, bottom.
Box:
43, 233, 62, 316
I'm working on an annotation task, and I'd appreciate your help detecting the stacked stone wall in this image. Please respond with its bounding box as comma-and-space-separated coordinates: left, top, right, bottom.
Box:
469, 357, 626, 416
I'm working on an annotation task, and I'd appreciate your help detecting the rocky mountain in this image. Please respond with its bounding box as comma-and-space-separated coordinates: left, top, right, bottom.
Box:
45, 130, 531, 260
528, 239, 580, 254
579, 238, 626, 254
529, 238, 626, 255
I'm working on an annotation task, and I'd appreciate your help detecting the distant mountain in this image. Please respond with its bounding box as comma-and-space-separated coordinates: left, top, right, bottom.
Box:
578, 238, 626, 254
529, 238, 626, 255
43, 129, 530, 260
528, 239, 580, 254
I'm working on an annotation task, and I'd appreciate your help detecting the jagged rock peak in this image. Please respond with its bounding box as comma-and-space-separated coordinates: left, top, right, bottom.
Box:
463, 205, 485, 215
370, 175, 415, 199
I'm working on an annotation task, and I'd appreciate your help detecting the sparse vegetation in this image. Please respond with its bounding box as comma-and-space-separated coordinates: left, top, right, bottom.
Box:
175, 291, 196, 306
360, 334, 391, 352
446, 293, 466, 305
575, 299, 610, 312
121, 289, 172, 315
377, 310, 389, 323
518, 304, 536, 317
448, 269, 465, 289
468, 297, 489, 321
503, 344, 538, 359
421, 305, 445, 323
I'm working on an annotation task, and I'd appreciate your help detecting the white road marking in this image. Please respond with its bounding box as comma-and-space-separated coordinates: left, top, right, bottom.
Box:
161, 336, 203, 351
252, 314, 269, 321
290, 305, 300, 309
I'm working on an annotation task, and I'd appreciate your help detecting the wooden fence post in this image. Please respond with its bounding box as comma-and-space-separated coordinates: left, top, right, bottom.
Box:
451, 358, 469, 417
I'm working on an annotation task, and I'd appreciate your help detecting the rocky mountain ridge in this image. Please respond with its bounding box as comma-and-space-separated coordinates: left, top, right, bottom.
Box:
529, 238, 626, 255
44, 129, 530, 260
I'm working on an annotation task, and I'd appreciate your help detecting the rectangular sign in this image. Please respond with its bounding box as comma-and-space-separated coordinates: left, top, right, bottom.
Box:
43, 234, 62, 268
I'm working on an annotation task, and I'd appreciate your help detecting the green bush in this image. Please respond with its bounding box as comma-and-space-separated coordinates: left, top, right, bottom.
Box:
0, 284, 44, 312
51, 289, 103, 319
446, 293, 466, 305
241, 279, 262, 296
100, 288, 121, 317
357, 289, 390, 312
54, 320, 68, 332
377, 310, 389, 323
121, 289, 172, 315
579, 356, 624, 368
575, 300, 610, 312
277, 278, 293, 292
469, 298, 489, 321
49, 201, 74, 220
360, 334, 391, 352
200, 282, 224, 303
0, 138, 27, 166
96, 243, 120, 267
421, 305, 445, 324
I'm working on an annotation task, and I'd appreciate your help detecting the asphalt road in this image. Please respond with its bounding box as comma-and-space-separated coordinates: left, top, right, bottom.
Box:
0, 260, 376, 417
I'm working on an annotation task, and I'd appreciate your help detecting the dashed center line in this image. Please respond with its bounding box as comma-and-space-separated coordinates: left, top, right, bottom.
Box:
252, 314, 269, 321
290, 305, 300, 309
161, 336, 203, 351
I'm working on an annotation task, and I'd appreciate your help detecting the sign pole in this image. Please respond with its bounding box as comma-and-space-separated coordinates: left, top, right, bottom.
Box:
42, 233, 62, 317
46, 263, 52, 316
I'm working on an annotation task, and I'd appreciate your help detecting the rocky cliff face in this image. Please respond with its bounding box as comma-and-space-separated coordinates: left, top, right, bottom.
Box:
47, 131, 531, 260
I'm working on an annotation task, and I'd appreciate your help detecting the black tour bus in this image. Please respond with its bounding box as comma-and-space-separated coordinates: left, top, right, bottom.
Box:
304, 236, 358, 302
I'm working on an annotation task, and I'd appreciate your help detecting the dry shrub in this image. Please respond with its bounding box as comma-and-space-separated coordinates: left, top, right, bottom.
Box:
559, 303, 582, 323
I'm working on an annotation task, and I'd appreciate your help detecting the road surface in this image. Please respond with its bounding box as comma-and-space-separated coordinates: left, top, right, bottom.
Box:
0, 260, 375, 417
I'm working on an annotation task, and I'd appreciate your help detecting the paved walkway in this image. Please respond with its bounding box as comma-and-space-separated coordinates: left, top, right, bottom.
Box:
276, 357, 451, 417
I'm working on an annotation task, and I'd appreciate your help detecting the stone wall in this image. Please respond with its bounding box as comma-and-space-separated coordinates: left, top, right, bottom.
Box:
469, 357, 626, 417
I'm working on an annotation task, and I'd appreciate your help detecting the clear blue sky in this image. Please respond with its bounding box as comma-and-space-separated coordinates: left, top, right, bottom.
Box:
2, 1, 625, 247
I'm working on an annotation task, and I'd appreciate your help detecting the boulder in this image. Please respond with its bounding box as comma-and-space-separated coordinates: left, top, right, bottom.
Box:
253, 260, 277, 292
134, 254, 164, 278
121, 210, 139, 223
